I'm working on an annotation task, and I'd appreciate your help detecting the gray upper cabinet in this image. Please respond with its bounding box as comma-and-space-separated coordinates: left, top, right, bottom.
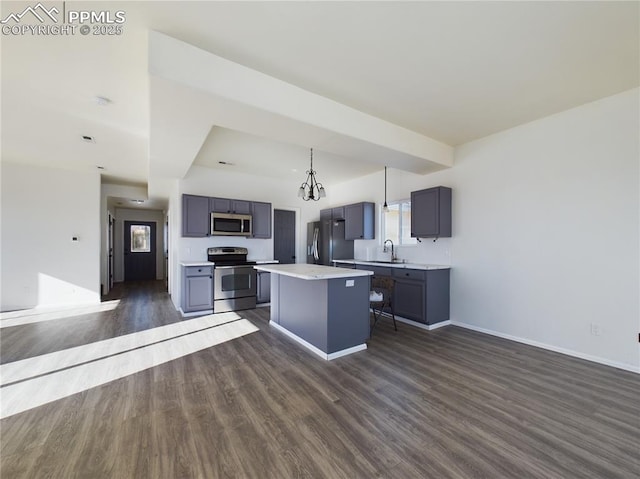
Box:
182, 194, 210, 237
210, 197, 251, 214
251, 201, 272, 238
411, 186, 452, 239
331, 206, 345, 220
320, 209, 332, 221
184, 195, 271, 238
344, 202, 375, 240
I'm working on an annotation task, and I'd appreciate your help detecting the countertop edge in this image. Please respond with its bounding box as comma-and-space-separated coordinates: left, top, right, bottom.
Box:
180, 262, 213, 267
180, 260, 279, 267
254, 264, 373, 280
332, 259, 451, 270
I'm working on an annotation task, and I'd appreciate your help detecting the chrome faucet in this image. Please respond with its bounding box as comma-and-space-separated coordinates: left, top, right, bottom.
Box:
383, 239, 397, 261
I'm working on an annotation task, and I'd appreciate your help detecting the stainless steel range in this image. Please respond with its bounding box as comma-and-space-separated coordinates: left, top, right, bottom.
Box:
207, 247, 257, 313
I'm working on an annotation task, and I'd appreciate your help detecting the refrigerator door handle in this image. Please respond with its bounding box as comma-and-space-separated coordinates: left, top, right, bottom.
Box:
313, 228, 319, 261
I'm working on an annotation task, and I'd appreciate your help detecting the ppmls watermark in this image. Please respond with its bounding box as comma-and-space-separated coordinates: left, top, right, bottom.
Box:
1, 2, 126, 36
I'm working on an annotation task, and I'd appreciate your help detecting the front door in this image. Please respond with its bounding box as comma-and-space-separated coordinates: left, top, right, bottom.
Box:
124, 221, 157, 281
274, 209, 296, 264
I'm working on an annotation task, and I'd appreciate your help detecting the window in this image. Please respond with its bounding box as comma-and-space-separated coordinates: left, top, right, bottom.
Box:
130, 225, 151, 253
382, 200, 417, 245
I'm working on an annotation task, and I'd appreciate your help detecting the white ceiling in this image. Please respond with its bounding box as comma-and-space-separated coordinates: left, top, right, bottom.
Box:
2, 1, 638, 210
194, 127, 382, 185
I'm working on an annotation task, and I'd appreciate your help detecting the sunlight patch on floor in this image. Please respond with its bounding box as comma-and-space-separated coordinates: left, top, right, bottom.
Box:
0, 300, 121, 328
0, 314, 259, 418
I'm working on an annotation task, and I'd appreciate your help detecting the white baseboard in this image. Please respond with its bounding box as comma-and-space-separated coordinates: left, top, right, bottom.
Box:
327, 344, 368, 360
270, 321, 367, 361
395, 316, 451, 331
374, 310, 451, 331
451, 321, 640, 374
179, 308, 213, 318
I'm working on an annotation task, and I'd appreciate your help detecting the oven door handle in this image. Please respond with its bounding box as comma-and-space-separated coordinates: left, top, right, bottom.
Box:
214, 265, 255, 270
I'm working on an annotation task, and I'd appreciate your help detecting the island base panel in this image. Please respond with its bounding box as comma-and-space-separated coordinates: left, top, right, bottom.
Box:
326, 277, 370, 353
275, 275, 329, 352
270, 274, 370, 356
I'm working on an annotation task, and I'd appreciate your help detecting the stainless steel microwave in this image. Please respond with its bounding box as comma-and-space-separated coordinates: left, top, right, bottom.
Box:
211, 212, 252, 236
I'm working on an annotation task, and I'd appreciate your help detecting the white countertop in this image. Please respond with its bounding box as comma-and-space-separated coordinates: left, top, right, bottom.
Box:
180, 260, 278, 267
254, 263, 373, 280
333, 259, 450, 270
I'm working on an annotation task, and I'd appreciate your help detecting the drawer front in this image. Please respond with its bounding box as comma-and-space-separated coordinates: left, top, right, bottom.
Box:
335, 263, 356, 269
392, 268, 426, 281
356, 264, 392, 277
185, 266, 213, 277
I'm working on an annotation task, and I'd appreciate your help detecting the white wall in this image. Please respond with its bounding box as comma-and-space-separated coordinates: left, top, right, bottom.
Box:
113, 208, 166, 282
169, 165, 322, 309
1, 162, 101, 310
333, 88, 639, 371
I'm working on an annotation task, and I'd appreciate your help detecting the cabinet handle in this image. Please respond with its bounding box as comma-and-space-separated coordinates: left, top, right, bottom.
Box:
209, 276, 213, 279
198, 269, 202, 272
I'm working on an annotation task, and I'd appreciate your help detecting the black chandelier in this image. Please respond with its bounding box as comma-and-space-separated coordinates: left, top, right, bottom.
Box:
297, 148, 326, 201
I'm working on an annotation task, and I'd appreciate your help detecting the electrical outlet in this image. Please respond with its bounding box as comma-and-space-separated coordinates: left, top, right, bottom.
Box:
590, 323, 601, 336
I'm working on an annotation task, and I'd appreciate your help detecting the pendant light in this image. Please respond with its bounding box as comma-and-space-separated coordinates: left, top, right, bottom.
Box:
297, 148, 326, 201
383, 166, 389, 213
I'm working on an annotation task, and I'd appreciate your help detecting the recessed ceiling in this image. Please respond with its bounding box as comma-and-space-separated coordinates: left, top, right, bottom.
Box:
1, 1, 638, 208
194, 127, 381, 186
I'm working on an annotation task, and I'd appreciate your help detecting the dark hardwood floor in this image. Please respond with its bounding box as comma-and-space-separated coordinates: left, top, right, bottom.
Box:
1, 281, 639, 478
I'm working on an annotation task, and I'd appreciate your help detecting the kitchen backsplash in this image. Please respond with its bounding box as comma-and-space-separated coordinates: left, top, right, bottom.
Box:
354, 238, 452, 266
180, 236, 273, 262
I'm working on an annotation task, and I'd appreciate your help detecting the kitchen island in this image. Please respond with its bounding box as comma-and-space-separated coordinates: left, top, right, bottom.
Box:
253, 264, 373, 360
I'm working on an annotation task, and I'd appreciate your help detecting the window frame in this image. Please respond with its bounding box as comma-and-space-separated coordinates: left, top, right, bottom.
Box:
381, 199, 417, 246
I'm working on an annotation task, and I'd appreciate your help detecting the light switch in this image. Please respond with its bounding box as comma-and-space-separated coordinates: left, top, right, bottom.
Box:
345, 279, 355, 287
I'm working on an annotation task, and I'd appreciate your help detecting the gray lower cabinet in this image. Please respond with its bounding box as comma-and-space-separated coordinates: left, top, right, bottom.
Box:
334, 262, 356, 269
251, 201, 272, 238
256, 271, 271, 303
425, 269, 450, 324
392, 268, 450, 324
356, 265, 450, 325
182, 194, 210, 237
393, 277, 425, 322
182, 265, 213, 312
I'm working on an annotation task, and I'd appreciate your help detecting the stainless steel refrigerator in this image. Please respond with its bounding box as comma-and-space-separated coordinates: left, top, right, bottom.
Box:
307, 219, 354, 265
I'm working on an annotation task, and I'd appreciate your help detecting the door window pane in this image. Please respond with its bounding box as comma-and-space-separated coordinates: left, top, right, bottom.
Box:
131, 225, 151, 252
